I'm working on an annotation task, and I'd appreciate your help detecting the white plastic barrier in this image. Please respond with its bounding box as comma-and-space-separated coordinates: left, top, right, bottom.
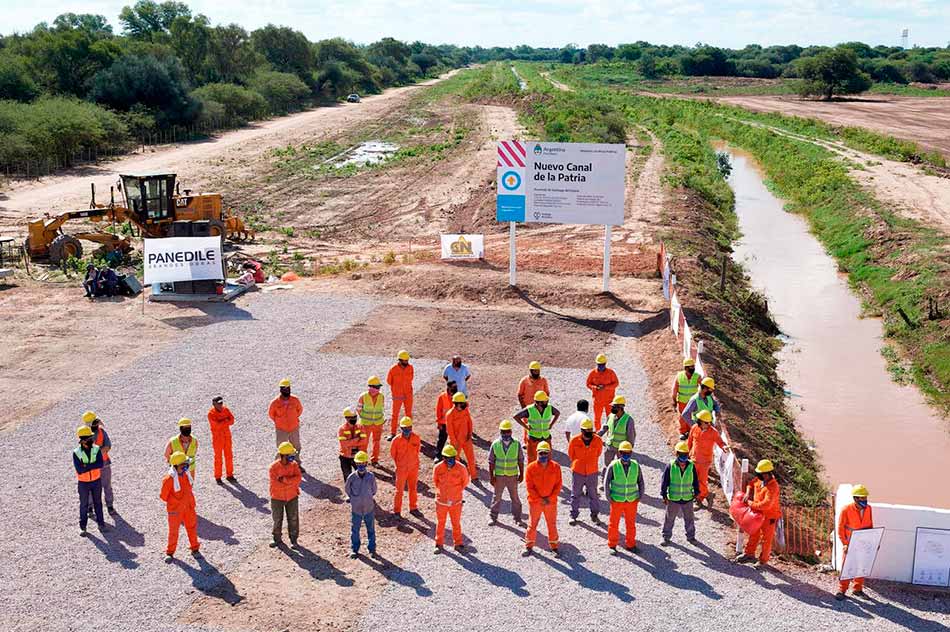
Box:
834, 483, 950, 583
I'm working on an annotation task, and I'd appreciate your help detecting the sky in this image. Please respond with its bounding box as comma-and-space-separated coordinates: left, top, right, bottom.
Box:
2, 0, 949, 48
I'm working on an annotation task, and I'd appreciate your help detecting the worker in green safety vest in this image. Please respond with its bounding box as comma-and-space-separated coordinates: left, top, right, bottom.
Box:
603, 441, 643, 553
489, 419, 525, 525
165, 418, 198, 477
660, 441, 700, 546
599, 395, 636, 467
513, 390, 560, 463
679, 376, 720, 440
673, 358, 700, 435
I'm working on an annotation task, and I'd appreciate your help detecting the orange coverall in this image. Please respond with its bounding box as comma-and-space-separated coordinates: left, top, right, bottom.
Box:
446, 408, 478, 479
517, 376, 550, 408
525, 459, 562, 550
585, 368, 619, 430
390, 431, 421, 513
435, 392, 453, 428
160, 471, 199, 555
838, 502, 874, 593
387, 363, 414, 434
433, 460, 470, 546
687, 424, 725, 501
268, 395, 303, 432
207, 406, 235, 479
743, 477, 782, 563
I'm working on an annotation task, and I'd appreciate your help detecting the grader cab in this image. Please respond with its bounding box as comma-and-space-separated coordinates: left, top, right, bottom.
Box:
25, 173, 253, 264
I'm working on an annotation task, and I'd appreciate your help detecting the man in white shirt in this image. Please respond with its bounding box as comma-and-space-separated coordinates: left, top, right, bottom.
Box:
563, 400, 590, 444
443, 355, 472, 396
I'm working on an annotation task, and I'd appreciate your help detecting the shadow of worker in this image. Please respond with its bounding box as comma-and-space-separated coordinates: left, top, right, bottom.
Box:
172, 555, 243, 606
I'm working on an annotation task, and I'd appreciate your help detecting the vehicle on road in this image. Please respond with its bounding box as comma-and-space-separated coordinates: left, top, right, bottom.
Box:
346, 94, 361, 103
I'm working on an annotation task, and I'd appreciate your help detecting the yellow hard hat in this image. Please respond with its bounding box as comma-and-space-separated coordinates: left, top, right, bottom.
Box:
701, 377, 715, 390
278, 441, 297, 455
683, 358, 695, 368
441, 445, 458, 458
177, 417, 192, 428
537, 441, 551, 452
595, 353, 607, 364
675, 441, 689, 453
528, 361, 542, 371
76, 425, 94, 438
612, 395, 626, 406
499, 419, 514, 431
533, 390, 549, 402
618, 441, 633, 453
279, 378, 291, 387
696, 410, 713, 423
580, 418, 594, 431
397, 350, 410, 361
755, 459, 774, 474
452, 392, 468, 403
399, 416, 413, 428
169, 451, 188, 466
851, 484, 869, 498
343, 407, 356, 418
81, 411, 98, 425
354, 450, 370, 464
367, 375, 382, 387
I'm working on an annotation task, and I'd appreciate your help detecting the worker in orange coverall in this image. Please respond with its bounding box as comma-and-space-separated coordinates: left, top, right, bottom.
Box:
390, 417, 422, 517
585, 353, 619, 431
736, 459, 782, 568
161, 451, 200, 563
686, 409, 731, 508
207, 396, 236, 484
523, 441, 562, 557
835, 484, 874, 601
446, 392, 478, 480
387, 350, 414, 440
433, 445, 470, 553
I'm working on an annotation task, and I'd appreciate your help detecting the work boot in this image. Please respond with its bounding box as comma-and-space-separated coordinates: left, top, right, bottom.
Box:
569, 517, 578, 526
852, 590, 866, 598
679, 433, 688, 441
522, 547, 533, 557
515, 518, 526, 527
164, 554, 173, 563
627, 545, 639, 554
226, 476, 237, 483
609, 546, 619, 556
79, 528, 87, 537
552, 547, 561, 558
835, 591, 846, 601
454, 544, 464, 553
410, 509, 424, 518
215, 478, 224, 485
751, 561, 767, 570
489, 515, 498, 526
349, 551, 359, 559
107, 505, 117, 516
191, 550, 203, 559
687, 536, 698, 545
387, 434, 396, 442
269, 538, 281, 548
734, 554, 755, 564
298, 466, 307, 475
369, 550, 380, 559
591, 515, 601, 525
433, 545, 444, 554
661, 538, 671, 547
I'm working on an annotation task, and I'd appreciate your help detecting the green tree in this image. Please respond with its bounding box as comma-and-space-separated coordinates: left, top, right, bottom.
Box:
89, 54, 200, 126
797, 47, 872, 99
119, 1, 191, 39
206, 24, 261, 84
251, 25, 312, 81
587, 44, 614, 63
191, 82, 267, 123
0, 54, 40, 101
52, 13, 113, 36
639, 52, 658, 79
616, 43, 642, 61
247, 70, 310, 114
168, 14, 211, 82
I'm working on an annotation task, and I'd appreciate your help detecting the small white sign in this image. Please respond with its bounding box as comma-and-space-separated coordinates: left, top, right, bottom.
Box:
841, 527, 885, 580
441, 234, 484, 260
913, 527, 950, 587
143, 236, 223, 285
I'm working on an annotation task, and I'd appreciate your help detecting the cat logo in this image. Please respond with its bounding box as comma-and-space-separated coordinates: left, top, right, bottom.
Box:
450, 235, 473, 256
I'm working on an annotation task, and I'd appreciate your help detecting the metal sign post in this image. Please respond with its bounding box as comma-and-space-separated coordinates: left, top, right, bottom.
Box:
509, 221, 517, 286
602, 225, 612, 292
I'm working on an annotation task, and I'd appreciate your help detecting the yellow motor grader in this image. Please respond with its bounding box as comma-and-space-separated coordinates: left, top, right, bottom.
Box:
25, 173, 254, 264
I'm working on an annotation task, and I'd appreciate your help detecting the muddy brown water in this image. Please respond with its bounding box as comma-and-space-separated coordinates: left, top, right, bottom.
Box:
722, 146, 950, 508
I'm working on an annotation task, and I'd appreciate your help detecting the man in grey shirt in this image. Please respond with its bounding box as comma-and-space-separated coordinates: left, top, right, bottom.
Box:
443, 355, 472, 396
345, 451, 378, 558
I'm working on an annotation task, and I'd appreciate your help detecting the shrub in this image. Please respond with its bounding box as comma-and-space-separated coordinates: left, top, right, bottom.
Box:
247, 70, 310, 114
191, 82, 268, 124
90, 54, 200, 127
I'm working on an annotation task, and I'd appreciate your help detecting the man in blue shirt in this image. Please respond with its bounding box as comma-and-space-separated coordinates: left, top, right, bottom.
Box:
443, 355, 472, 397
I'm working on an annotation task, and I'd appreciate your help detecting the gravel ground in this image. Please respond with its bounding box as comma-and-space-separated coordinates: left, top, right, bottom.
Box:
360, 322, 950, 632
1, 293, 449, 632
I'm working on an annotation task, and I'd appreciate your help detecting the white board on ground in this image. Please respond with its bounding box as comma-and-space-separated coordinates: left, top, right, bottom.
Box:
143, 236, 223, 285
525, 141, 626, 225
440, 234, 484, 260
913, 527, 950, 587
841, 527, 885, 580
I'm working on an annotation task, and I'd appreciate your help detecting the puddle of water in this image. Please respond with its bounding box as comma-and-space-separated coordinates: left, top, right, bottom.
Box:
511, 67, 527, 91
721, 145, 950, 508
330, 141, 399, 168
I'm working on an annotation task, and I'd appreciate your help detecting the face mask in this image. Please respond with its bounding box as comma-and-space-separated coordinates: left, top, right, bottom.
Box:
538, 454, 550, 464
182, 462, 190, 472
855, 499, 868, 508
597, 365, 605, 372
677, 455, 689, 463
445, 458, 456, 467
357, 465, 367, 474
620, 454, 631, 464
401, 428, 411, 437
180, 427, 192, 437
286, 455, 296, 462
582, 430, 594, 439
501, 432, 512, 442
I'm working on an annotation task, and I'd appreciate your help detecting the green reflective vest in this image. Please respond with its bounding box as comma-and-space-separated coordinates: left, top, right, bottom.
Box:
171, 435, 197, 464
491, 439, 521, 477
692, 395, 716, 422
359, 392, 385, 425
74, 445, 101, 482
606, 413, 630, 448
609, 460, 640, 502
526, 405, 552, 439
676, 371, 700, 404
668, 461, 695, 502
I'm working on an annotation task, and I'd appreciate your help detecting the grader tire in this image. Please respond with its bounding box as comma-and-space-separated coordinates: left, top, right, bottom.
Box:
49, 234, 83, 265
209, 219, 226, 239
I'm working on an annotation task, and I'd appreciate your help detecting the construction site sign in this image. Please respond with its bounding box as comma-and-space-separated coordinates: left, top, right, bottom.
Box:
496, 140, 626, 225
441, 234, 484, 260
143, 236, 223, 285
840, 527, 884, 580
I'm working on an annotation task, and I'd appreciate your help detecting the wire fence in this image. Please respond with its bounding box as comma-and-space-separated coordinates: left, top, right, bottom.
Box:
1, 117, 244, 180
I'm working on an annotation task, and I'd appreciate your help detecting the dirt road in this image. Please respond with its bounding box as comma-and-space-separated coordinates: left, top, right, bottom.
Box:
715, 95, 950, 161
0, 73, 456, 235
